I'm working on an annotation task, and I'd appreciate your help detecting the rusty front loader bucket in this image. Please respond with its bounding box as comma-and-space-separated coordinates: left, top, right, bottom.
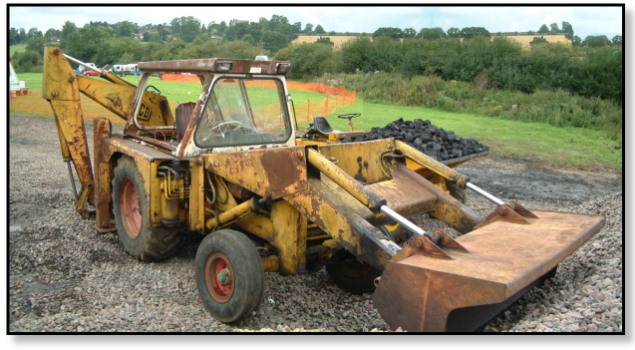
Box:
372, 210, 605, 332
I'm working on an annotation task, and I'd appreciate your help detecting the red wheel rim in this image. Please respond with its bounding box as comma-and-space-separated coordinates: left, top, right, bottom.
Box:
119, 179, 142, 239
205, 252, 234, 303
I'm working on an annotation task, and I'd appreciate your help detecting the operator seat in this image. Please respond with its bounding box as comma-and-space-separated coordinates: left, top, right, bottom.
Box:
312, 116, 334, 136
175, 102, 197, 140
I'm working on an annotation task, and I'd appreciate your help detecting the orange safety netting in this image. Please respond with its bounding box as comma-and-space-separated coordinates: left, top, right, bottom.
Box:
161, 73, 357, 121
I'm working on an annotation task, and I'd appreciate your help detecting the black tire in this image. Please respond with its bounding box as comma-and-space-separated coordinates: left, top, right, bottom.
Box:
195, 229, 265, 323
326, 257, 383, 294
112, 157, 179, 261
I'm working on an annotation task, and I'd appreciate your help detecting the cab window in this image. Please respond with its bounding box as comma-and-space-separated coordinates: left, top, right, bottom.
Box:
195, 77, 291, 147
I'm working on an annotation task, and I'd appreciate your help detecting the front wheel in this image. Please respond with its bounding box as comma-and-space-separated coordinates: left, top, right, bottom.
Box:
195, 229, 265, 323
326, 257, 383, 294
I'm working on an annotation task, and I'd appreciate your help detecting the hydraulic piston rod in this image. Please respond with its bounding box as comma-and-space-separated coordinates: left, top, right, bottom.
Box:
466, 182, 505, 206
396, 140, 508, 208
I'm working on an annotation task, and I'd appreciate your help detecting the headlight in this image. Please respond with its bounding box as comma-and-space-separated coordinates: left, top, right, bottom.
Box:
215, 61, 233, 72
277, 63, 291, 74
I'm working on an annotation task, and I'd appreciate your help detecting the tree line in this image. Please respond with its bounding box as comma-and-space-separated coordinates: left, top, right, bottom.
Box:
10, 14, 622, 103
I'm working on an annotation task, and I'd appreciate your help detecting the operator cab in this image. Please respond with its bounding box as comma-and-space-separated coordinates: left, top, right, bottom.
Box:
132, 58, 295, 157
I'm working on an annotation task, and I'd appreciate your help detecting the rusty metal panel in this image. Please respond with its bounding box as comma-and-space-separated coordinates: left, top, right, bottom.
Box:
104, 136, 175, 162
77, 76, 135, 121
373, 210, 605, 332
204, 147, 307, 200
102, 136, 174, 228
50, 100, 95, 205
188, 162, 205, 233
364, 163, 437, 224
317, 139, 394, 184
284, 178, 394, 269
43, 47, 77, 101
270, 201, 307, 275
93, 118, 113, 230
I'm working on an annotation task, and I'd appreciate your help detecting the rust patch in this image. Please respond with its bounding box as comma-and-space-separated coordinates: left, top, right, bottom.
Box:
261, 150, 301, 193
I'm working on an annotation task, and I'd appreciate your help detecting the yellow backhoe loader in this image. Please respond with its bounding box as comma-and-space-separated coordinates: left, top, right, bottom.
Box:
43, 46, 605, 332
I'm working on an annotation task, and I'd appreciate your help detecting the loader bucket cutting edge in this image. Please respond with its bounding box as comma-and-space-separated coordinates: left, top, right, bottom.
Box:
372, 210, 605, 332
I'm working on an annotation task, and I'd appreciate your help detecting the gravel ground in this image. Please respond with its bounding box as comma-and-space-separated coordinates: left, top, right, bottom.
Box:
8, 114, 623, 333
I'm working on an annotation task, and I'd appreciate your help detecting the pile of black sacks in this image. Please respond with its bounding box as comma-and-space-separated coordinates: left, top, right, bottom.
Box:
341, 118, 488, 161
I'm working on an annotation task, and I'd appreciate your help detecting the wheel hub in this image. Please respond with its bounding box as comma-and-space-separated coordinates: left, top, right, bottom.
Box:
119, 179, 141, 239
205, 253, 234, 303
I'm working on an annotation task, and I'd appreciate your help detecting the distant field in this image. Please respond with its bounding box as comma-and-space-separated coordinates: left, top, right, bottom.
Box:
10, 45, 26, 57
292, 35, 360, 48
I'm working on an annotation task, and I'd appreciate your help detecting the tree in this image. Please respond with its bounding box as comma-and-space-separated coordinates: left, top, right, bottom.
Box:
329, 31, 336, 35
572, 35, 581, 46
65, 25, 112, 62
561, 21, 574, 39
447, 27, 460, 38
241, 34, 256, 46
549, 23, 559, 34
27, 27, 43, 39
170, 16, 202, 43
403, 28, 417, 38
537, 24, 549, 34
218, 21, 227, 35
582, 35, 611, 47
316, 37, 334, 46
293, 22, 302, 33
156, 24, 168, 41
18, 28, 27, 44
9, 27, 18, 45
612, 35, 622, 46
114, 21, 136, 38
314, 24, 326, 34
44, 28, 60, 42
180, 18, 202, 43
418, 27, 447, 40
529, 36, 548, 46
459, 27, 490, 39
60, 21, 77, 48
372, 27, 403, 39
274, 42, 334, 79
337, 36, 372, 73
261, 30, 291, 53
364, 35, 403, 73
26, 37, 47, 55
304, 23, 314, 34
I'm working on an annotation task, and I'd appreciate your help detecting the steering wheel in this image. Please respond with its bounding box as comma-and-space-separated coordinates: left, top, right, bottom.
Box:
212, 121, 243, 138
146, 85, 161, 94
338, 113, 361, 121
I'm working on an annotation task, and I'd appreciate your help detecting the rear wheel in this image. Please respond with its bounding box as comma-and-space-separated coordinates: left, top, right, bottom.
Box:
196, 229, 265, 323
112, 157, 179, 261
326, 256, 382, 294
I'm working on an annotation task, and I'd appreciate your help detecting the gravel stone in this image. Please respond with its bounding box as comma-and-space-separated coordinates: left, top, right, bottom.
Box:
9, 114, 622, 333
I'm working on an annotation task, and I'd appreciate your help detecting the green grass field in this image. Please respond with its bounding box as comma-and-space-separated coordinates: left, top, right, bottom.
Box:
13, 73, 622, 172
10, 45, 26, 57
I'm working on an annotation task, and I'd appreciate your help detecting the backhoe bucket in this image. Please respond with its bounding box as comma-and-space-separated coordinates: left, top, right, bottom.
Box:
372, 210, 605, 332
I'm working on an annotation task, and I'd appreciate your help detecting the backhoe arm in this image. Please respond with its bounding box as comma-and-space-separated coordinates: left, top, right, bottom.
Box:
43, 47, 96, 217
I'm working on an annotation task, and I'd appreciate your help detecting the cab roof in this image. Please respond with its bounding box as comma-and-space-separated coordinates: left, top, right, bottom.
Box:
137, 58, 291, 75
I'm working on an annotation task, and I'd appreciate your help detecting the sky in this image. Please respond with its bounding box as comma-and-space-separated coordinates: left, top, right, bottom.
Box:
6, 2, 623, 40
